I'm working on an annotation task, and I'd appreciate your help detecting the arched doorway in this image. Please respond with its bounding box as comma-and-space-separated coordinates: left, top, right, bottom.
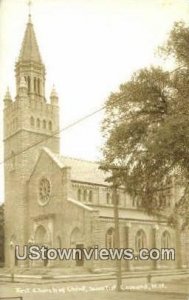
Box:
34, 225, 50, 267
70, 227, 84, 266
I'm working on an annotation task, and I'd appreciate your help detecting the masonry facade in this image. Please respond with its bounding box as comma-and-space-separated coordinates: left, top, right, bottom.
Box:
3, 15, 189, 271
0, 204, 4, 266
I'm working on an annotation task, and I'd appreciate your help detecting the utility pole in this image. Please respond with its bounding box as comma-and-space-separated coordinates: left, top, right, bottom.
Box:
112, 177, 122, 292
100, 164, 123, 291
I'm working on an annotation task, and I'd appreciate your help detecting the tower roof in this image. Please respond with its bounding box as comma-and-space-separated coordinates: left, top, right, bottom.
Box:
18, 15, 42, 63
50, 85, 58, 98
4, 87, 12, 101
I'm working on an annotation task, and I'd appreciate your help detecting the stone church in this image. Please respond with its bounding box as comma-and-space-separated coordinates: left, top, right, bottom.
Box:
3, 14, 189, 272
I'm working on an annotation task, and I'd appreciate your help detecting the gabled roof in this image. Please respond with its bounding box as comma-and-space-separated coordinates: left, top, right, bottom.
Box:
18, 15, 42, 63
43, 147, 111, 186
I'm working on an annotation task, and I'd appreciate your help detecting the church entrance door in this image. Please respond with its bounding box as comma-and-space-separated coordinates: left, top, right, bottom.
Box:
34, 225, 50, 267
76, 244, 84, 266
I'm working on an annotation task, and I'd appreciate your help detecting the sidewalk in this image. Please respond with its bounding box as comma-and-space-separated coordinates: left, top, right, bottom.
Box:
0, 267, 189, 284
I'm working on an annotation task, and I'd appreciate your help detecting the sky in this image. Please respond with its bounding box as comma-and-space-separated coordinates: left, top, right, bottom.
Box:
0, 0, 189, 201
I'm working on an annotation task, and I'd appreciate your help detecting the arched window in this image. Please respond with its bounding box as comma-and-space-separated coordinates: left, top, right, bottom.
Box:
135, 229, 146, 252
37, 118, 40, 128
83, 189, 87, 202
43, 120, 46, 129
27, 76, 31, 92
38, 79, 40, 94
133, 198, 137, 207
89, 190, 93, 202
48, 121, 52, 131
30, 116, 35, 127
106, 192, 110, 204
34, 78, 37, 93
106, 228, 115, 248
161, 231, 171, 248
78, 189, 81, 201
137, 198, 142, 207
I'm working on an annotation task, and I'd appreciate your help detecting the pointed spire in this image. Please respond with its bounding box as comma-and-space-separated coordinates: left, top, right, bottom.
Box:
4, 87, 12, 107
18, 15, 42, 63
50, 85, 58, 98
50, 85, 59, 106
4, 87, 12, 100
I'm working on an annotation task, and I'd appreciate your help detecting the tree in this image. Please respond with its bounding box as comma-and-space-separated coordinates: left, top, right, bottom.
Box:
101, 22, 189, 225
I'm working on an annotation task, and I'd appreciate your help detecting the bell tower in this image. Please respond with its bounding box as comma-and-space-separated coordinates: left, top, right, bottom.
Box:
3, 14, 60, 267
15, 14, 45, 102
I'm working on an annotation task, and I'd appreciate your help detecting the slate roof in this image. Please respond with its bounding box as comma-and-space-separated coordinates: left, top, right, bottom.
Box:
43, 147, 111, 186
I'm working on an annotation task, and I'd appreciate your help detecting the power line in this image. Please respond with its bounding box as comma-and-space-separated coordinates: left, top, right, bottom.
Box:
0, 105, 106, 166
0, 65, 184, 166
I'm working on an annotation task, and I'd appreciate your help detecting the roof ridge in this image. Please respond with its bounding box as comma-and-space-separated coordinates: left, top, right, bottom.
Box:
43, 147, 103, 167
60, 154, 100, 165
41, 147, 109, 186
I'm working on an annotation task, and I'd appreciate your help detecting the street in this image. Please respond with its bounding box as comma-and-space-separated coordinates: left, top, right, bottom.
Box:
0, 276, 189, 300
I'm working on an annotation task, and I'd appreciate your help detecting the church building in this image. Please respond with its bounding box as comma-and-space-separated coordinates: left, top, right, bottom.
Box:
3, 14, 189, 272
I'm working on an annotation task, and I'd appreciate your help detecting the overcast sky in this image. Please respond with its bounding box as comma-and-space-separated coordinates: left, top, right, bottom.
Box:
0, 0, 189, 201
